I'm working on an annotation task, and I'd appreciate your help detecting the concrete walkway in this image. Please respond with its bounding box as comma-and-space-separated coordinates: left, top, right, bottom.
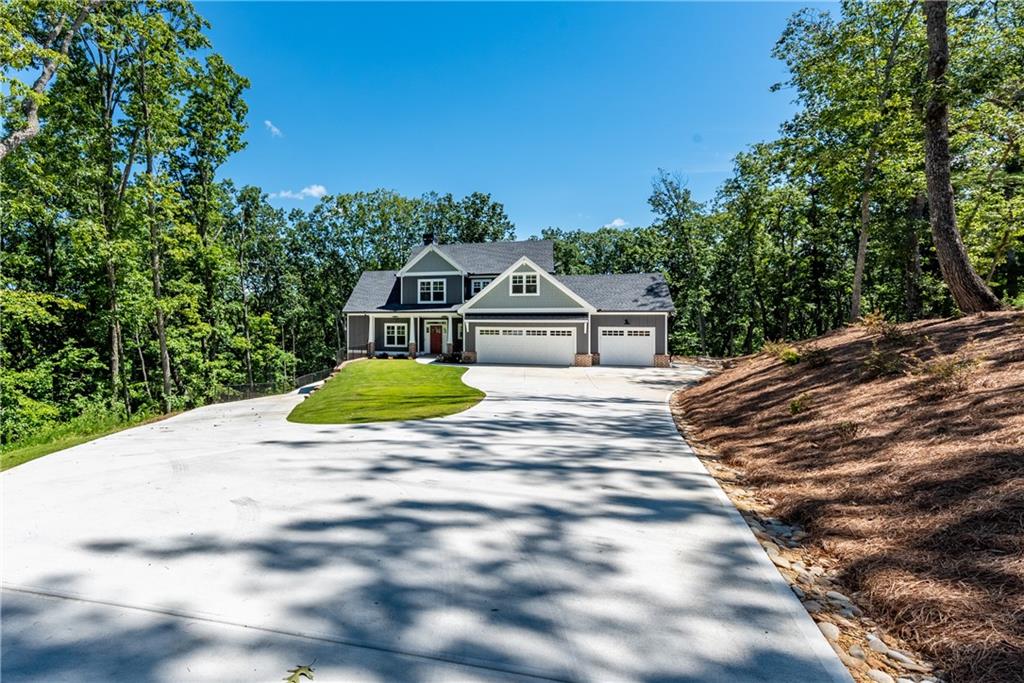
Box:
1, 364, 850, 682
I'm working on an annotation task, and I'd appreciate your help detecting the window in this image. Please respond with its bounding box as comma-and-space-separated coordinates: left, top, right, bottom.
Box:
470, 278, 492, 296
510, 273, 539, 296
627, 330, 651, 337
501, 329, 524, 336
479, 329, 500, 336
549, 330, 573, 336
418, 278, 445, 303
602, 329, 625, 336
525, 330, 547, 336
384, 323, 407, 348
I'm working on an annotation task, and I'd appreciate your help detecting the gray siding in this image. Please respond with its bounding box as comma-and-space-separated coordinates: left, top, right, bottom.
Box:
400, 275, 464, 305
467, 270, 586, 311
373, 317, 414, 351
347, 314, 370, 353
591, 313, 668, 355
465, 320, 588, 354
405, 249, 460, 274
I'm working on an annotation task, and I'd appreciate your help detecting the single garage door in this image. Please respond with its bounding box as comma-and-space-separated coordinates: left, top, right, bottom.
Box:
476, 327, 576, 366
599, 327, 655, 366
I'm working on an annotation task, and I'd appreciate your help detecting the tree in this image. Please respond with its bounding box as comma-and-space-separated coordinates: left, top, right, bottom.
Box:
921, 0, 1002, 312
0, 0, 102, 160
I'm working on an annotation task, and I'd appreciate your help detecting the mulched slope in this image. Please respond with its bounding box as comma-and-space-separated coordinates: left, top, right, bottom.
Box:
674, 311, 1024, 683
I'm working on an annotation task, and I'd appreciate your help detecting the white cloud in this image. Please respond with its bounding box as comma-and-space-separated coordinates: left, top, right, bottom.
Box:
271, 184, 327, 200
603, 218, 629, 229
263, 120, 282, 137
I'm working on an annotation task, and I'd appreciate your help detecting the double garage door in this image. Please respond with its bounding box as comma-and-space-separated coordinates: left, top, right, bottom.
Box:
476, 327, 576, 366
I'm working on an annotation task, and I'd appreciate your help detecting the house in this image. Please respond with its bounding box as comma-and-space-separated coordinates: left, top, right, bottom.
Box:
343, 235, 675, 367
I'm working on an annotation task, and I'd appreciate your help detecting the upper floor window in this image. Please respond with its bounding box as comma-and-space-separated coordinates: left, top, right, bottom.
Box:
510, 273, 539, 296
418, 278, 446, 303
470, 278, 492, 297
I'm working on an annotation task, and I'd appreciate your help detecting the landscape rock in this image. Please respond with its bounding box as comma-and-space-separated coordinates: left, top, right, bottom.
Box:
817, 621, 841, 641
802, 600, 824, 613
867, 670, 895, 683
769, 553, 791, 569
826, 590, 852, 604
848, 644, 866, 660
867, 634, 890, 654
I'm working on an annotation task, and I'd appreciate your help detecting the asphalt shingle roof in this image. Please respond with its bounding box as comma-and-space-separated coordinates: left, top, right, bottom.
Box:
556, 273, 675, 312
343, 245, 675, 314
408, 240, 555, 274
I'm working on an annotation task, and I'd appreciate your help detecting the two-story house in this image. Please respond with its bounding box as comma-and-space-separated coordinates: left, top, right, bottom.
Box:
343, 235, 675, 366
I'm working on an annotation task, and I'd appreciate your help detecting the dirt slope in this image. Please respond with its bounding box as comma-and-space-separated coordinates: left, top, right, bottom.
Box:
674, 312, 1024, 683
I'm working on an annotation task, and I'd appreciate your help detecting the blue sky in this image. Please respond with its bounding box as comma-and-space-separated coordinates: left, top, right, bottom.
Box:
200, 1, 827, 237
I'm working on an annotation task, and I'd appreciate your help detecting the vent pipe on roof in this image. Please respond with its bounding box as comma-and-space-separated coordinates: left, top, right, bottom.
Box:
422, 232, 435, 245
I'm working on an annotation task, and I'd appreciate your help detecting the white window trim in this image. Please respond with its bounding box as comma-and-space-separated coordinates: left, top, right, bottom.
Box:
470, 278, 492, 296
418, 278, 446, 304
509, 273, 539, 297
383, 323, 408, 348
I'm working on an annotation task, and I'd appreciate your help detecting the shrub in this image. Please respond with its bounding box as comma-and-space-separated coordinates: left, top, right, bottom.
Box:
860, 310, 909, 344
437, 351, 464, 364
374, 352, 390, 359
763, 340, 801, 365
831, 420, 863, 440
912, 343, 981, 397
862, 342, 908, 379
789, 393, 812, 415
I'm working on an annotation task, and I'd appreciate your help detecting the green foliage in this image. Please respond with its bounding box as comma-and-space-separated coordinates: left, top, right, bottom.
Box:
911, 342, 982, 397
789, 393, 812, 415
862, 342, 909, 379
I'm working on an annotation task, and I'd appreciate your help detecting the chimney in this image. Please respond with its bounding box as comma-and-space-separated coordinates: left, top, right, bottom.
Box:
422, 232, 435, 246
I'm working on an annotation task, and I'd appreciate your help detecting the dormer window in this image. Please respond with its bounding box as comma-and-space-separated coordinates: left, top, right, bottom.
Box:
510, 273, 539, 296
418, 278, 446, 303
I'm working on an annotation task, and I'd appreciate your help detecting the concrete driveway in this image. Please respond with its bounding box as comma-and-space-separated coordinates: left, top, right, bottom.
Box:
1, 364, 849, 682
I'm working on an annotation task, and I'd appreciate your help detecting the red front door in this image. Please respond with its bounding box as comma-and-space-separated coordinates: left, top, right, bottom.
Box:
430, 326, 442, 354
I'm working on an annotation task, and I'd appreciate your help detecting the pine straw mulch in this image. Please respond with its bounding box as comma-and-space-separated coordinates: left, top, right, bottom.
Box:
672, 311, 1024, 683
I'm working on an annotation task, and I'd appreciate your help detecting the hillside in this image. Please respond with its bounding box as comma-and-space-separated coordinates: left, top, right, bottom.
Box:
673, 312, 1023, 683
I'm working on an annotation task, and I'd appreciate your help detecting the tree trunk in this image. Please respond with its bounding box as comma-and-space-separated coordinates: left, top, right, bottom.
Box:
903, 193, 926, 320
133, 327, 153, 401
922, 0, 1002, 312
0, 0, 101, 160
850, 153, 876, 321
139, 50, 173, 413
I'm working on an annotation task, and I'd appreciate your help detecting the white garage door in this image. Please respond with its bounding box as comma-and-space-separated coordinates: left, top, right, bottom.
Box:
476, 327, 576, 366
599, 327, 655, 366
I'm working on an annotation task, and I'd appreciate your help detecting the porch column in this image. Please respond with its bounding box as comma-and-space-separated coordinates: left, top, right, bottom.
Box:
409, 315, 418, 357
446, 314, 454, 354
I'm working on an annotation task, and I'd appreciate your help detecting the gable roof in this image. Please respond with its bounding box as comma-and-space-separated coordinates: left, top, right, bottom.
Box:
406, 240, 554, 274
397, 243, 466, 276
555, 273, 675, 312
458, 256, 596, 314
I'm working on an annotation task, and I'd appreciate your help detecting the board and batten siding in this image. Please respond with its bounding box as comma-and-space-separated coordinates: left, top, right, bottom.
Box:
468, 270, 585, 310
591, 313, 668, 355
400, 274, 464, 305
405, 249, 460, 274
464, 320, 588, 354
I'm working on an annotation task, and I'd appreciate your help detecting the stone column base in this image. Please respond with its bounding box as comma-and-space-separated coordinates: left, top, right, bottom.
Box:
654, 354, 671, 368
367, 342, 375, 357
590, 353, 600, 366
408, 342, 417, 358
461, 351, 477, 363
573, 353, 593, 367
446, 343, 454, 354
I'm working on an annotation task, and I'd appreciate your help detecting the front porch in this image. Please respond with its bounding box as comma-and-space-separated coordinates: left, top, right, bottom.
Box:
365, 313, 462, 358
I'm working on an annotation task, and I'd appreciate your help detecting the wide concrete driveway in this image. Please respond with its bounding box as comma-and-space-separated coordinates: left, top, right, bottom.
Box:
2, 364, 849, 682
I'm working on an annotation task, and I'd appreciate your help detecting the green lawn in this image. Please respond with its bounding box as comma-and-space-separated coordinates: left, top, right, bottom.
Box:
287, 359, 484, 424
1, 410, 168, 472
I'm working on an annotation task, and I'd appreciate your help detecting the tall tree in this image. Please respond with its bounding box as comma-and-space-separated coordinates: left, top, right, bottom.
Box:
921, 0, 1002, 312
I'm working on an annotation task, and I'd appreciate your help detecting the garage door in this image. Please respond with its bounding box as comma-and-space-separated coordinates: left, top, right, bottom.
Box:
476, 327, 576, 366
598, 327, 655, 366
